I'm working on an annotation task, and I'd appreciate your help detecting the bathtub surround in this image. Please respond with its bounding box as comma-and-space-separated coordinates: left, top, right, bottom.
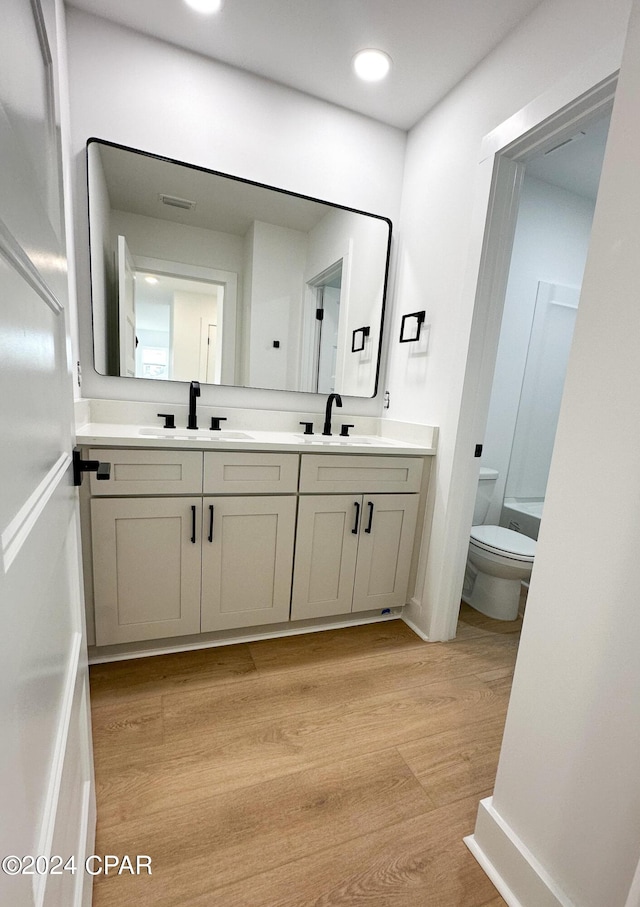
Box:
501, 499, 542, 540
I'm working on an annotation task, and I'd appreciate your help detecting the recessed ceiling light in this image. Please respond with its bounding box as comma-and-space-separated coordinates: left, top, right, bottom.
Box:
353, 49, 392, 82
184, 0, 224, 14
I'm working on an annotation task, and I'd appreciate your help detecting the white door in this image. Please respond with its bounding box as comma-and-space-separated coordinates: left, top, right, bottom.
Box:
0, 2, 94, 906
117, 234, 136, 377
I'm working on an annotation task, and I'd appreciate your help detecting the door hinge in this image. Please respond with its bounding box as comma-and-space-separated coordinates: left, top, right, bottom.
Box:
316, 308, 324, 321
76, 361, 82, 388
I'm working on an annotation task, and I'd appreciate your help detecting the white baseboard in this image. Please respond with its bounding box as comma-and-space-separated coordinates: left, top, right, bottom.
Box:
401, 609, 432, 641
89, 610, 404, 663
465, 798, 575, 907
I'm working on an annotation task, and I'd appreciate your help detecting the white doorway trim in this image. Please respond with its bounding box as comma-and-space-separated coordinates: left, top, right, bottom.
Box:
414, 55, 619, 642
134, 255, 238, 386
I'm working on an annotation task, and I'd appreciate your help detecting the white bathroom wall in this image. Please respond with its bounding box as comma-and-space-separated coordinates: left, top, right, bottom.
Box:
110, 210, 245, 275
390, 0, 631, 640
482, 175, 595, 524
306, 208, 389, 396
66, 8, 405, 415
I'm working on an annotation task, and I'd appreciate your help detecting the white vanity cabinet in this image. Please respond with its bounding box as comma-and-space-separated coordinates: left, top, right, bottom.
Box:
291, 455, 423, 620
88, 447, 298, 646
82, 441, 429, 650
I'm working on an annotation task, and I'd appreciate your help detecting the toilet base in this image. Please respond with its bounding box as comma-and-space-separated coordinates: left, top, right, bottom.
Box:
464, 571, 521, 621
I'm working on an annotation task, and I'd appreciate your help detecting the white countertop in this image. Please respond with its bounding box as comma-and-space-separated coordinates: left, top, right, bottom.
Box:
75, 423, 437, 456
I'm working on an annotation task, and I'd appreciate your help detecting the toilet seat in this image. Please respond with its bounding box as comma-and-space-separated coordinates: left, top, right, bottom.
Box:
470, 525, 536, 562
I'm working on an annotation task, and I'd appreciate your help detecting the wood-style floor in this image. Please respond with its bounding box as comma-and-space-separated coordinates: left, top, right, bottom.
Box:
89, 604, 521, 906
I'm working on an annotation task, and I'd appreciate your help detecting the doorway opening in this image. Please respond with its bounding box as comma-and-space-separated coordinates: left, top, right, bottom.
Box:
117, 252, 238, 386
308, 260, 343, 393
133, 270, 224, 384
481, 111, 611, 553
426, 73, 619, 642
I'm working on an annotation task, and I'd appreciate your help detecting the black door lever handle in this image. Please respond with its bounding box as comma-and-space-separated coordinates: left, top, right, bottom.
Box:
72, 448, 111, 486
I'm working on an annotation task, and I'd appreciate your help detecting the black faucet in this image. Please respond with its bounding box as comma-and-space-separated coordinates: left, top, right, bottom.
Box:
322, 392, 343, 436
187, 380, 201, 429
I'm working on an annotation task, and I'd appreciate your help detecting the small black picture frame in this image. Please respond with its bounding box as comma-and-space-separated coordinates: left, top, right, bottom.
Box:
399, 310, 426, 343
351, 325, 370, 352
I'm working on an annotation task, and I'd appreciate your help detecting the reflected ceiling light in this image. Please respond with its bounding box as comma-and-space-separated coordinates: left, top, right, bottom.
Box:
183, 0, 223, 13
352, 49, 392, 82
145, 276, 159, 285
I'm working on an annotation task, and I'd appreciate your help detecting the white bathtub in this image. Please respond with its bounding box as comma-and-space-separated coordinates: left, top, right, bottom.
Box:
501, 497, 543, 540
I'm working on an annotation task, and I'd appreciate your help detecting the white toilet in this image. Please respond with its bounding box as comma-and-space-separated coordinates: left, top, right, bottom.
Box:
463, 467, 536, 620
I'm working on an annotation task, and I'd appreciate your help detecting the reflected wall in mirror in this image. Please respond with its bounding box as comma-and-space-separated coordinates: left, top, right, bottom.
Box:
87, 140, 392, 397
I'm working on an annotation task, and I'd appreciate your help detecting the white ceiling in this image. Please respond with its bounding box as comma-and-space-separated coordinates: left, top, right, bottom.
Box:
97, 141, 330, 234
65, 0, 546, 130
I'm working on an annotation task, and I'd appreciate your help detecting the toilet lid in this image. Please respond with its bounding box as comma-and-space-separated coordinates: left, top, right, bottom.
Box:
470, 525, 536, 560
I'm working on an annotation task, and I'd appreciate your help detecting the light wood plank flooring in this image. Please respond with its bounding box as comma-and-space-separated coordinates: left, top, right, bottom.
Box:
89, 604, 521, 906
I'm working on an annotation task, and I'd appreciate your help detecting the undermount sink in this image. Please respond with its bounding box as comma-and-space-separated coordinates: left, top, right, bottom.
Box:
296, 434, 389, 445
139, 428, 254, 441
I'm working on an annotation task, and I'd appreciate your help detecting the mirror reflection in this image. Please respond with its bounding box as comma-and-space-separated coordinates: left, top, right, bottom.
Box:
87, 140, 392, 397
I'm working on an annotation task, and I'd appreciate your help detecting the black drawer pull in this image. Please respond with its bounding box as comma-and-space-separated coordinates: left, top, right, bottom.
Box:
191, 505, 197, 544
365, 501, 374, 533
208, 504, 215, 543
352, 500, 360, 534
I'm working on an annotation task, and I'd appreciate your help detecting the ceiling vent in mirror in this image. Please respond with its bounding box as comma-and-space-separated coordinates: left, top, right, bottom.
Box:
159, 193, 196, 210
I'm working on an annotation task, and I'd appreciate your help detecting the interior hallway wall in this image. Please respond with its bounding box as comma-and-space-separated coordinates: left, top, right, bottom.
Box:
387, 0, 632, 639
473, 1, 640, 899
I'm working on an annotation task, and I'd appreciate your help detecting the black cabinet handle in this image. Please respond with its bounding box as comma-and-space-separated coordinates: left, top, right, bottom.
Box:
208, 504, 215, 543
352, 500, 360, 534
191, 505, 197, 544
365, 501, 374, 533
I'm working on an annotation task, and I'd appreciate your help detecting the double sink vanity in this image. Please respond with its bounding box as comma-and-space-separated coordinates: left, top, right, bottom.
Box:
81, 141, 437, 660
76, 414, 436, 660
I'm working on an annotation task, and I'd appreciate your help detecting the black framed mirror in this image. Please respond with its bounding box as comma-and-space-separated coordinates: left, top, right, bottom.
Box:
87, 139, 392, 397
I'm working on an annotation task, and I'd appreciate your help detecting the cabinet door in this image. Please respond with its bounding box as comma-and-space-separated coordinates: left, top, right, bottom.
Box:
201, 496, 296, 631
291, 495, 361, 620
352, 493, 419, 612
91, 497, 202, 645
